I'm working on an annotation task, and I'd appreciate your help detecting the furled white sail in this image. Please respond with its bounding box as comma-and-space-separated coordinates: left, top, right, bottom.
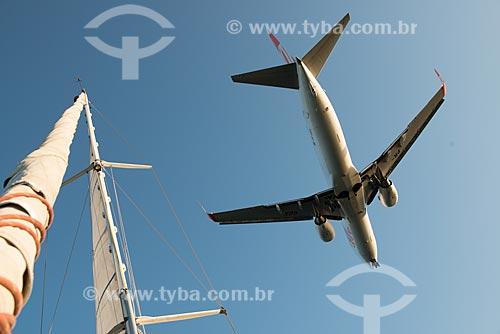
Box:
0, 93, 85, 333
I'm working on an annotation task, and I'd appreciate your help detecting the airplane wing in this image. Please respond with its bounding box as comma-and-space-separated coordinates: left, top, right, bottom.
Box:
207, 188, 343, 224
360, 69, 447, 204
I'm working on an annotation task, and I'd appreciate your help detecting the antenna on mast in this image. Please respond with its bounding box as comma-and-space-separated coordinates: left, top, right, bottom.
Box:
75, 77, 84, 90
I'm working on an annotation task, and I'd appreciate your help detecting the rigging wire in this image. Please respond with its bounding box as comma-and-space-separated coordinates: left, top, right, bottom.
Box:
103, 172, 210, 292
106, 173, 238, 334
151, 170, 221, 299
92, 102, 218, 293
151, 169, 239, 334
92, 102, 237, 333
47, 187, 90, 334
78, 82, 224, 332
91, 102, 148, 163
39, 233, 49, 334
108, 167, 147, 334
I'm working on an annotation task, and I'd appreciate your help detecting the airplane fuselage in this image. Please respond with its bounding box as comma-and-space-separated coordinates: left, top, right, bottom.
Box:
296, 60, 378, 265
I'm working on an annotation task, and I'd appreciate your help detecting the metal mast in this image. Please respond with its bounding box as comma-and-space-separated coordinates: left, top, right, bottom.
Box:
83, 93, 138, 334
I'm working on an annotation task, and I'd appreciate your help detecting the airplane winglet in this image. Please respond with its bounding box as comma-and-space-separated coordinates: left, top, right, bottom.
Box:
268, 32, 295, 64
207, 213, 218, 222
197, 201, 219, 222
434, 68, 446, 96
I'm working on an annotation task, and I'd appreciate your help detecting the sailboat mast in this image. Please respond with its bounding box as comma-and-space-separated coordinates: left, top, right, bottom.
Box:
83, 93, 138, 334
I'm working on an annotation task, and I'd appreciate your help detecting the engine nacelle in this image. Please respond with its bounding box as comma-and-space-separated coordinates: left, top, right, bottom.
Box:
315, 216, 335, 242
378, 180, 399, 207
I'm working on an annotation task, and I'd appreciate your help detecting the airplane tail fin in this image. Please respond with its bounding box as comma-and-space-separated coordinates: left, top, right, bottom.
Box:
302, 13, 350, 77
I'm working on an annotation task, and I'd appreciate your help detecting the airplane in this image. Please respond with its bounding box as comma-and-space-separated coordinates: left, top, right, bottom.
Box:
207, 13, 446, 267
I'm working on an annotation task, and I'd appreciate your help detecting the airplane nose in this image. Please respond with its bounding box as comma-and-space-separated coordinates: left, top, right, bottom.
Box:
360, 242, 378, 268
369, 259, 380, 268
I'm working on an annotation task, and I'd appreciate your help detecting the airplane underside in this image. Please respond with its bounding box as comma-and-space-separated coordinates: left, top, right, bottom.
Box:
207, 13, 446, 268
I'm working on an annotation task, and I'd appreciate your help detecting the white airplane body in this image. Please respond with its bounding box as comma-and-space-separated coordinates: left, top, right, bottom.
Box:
208, 13, 446, 267
297, 59, 378, 264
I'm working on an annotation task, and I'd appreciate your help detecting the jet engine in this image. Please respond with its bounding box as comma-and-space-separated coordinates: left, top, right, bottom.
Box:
378, 180, 399, 207
314, 216, 335, 242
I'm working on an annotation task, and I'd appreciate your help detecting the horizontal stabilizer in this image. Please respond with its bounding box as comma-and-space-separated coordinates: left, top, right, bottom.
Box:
231, 63, 298, 89
302, 13, 350, 77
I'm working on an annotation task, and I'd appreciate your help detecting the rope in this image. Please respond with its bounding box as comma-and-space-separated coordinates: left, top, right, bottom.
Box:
0, 277, 22, 317
0, 192, 54, 330
0, 193, 54, 227
0, 217, 44, 259
47, 188, 89, 334
0, 192, 54, 259
0, 313, 15, 334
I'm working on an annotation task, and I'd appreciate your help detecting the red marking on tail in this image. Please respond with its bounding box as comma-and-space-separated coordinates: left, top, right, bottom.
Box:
269, 32, 280, 48
268, 32, 295, 64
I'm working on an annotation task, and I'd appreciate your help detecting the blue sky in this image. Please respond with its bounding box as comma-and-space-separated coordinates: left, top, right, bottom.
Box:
1, 0, 498, 333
